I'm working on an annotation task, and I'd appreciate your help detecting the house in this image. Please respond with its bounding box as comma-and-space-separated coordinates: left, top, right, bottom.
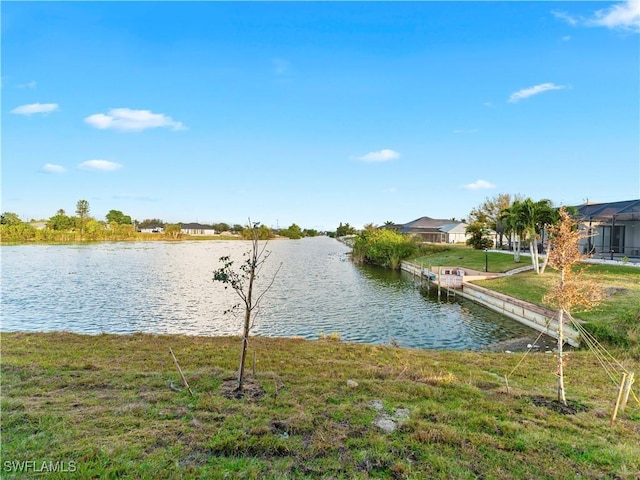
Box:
29, 221, 47, 230
138, 225, 164, 233
574, 199, 640, 259
397, 216, 471, 244
181, 223, 216, 236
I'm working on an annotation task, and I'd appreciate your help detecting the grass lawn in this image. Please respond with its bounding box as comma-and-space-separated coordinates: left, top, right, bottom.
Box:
412, 245, 530, 274
2, 332, 639, 479
409, 246, 640, 352
475, 265, 640, 353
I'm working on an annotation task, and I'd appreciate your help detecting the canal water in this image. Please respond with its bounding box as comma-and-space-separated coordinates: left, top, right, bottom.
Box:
0, 237, 536, 350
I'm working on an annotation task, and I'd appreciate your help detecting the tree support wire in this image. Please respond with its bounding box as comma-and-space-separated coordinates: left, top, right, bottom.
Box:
506, 328, 547, 382
566, 312, 637, 412
503, 312, 637, 415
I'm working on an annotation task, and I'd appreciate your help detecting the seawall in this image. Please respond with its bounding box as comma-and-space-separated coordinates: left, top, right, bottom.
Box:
401, 261, 581, 347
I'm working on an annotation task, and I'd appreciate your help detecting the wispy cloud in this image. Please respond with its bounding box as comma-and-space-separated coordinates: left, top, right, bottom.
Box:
354, 149, 400, 163
79, 159, 123, 171
553, 0, 639, 32
562, 35, 572, 41
84, 108, 187, 132
463, 179, 495, 190
11, 103, 59, 115
42, 163, 65, 174
552, 10, 579, 26
16, 80, 37, 89
508, 83, 566, 103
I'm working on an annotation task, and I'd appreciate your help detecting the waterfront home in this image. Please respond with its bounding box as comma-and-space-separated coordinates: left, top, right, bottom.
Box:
396, 217, 471, 244
574, 199, 640, 260
181, 223, 216, 236
138, 225, 164, 233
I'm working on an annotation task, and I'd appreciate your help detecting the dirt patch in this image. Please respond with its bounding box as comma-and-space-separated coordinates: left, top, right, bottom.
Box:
604, 287, 629, 297
219, 378, 265, 400
529, 395, 588, 415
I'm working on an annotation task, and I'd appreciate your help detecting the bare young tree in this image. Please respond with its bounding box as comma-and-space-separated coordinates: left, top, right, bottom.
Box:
213, 221, 281, 393
544, 208, 602, 404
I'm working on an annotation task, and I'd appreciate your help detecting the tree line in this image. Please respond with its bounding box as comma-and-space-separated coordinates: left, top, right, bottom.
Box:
330, 193, 582, 274
0, 201, 323, 243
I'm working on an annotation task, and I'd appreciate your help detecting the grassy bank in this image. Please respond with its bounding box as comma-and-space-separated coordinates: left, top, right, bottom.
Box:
410, 246, 640, 352
2, 332, 639, 479
474, 265, 640, 351
412, 245, 522, 274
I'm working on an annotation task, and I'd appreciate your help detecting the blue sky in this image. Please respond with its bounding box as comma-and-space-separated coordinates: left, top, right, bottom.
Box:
2, 1, 639, 231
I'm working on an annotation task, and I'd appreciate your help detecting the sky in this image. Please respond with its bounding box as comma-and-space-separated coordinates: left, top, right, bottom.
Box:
2, 1, 639, 231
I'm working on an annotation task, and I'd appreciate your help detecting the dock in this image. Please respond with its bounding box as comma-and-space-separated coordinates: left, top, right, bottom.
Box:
401, 261, 581, 347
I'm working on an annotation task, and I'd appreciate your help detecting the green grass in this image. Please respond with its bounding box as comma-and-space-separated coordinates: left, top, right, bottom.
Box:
2, 332, 639, 479
411, 245, 527, 273
473, 264, 640, 352
409, 246, 640, 352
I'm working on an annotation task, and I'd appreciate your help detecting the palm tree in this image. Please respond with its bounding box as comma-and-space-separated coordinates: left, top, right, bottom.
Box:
500, 198, 557, 273
500, 202, 526, 263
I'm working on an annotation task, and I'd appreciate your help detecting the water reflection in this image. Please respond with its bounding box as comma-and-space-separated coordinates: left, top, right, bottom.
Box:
1, 238, 535, 350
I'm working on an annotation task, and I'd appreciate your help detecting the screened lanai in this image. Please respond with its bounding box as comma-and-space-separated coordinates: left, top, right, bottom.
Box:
574, 199, 640, 259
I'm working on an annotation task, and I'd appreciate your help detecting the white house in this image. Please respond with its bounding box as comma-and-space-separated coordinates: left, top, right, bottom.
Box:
181, 223, 216, 236
396, 216, 471, 244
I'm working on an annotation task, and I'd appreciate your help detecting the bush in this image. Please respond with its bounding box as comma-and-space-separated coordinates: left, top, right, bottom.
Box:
465, 222, 494, 250
352, 229, 419, 269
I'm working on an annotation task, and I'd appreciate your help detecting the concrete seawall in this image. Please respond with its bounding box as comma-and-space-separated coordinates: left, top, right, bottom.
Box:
401, 261, 581, 347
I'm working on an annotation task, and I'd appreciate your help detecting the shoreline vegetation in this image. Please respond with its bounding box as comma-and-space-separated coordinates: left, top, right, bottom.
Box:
2, 332, 639, 479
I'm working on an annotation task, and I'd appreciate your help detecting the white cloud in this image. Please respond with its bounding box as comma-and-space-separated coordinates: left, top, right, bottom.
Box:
79, 159, 123, 171
508, 83, 566, 103
562, 35, 572, 41
84, 108, 187, 132
552, 10, 579, 26
11, 103, 59, 115
355, 149, 400, 162
463, 179, 496, 190
42, 163, 65, 174
16, 80, 37, 89
589, 0, 640, 31
553, 1, 639, 32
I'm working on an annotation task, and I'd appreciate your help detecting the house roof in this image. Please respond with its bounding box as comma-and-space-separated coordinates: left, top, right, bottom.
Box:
574, 200, 640, 222
181, 223, 214, 229
399, 216, 468, 234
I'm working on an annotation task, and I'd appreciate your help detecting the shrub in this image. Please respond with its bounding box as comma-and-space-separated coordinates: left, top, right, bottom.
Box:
352, 229, 419, 269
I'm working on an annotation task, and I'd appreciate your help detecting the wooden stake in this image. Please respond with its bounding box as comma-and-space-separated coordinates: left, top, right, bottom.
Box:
169, 347, 194, 397
252, 350, 257, 377
504, 375, 510, 395
620, 371, 634, 412
611, 372, 627, 426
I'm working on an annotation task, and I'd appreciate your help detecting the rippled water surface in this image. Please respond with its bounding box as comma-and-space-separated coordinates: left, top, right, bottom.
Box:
1, 237, 535, 349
